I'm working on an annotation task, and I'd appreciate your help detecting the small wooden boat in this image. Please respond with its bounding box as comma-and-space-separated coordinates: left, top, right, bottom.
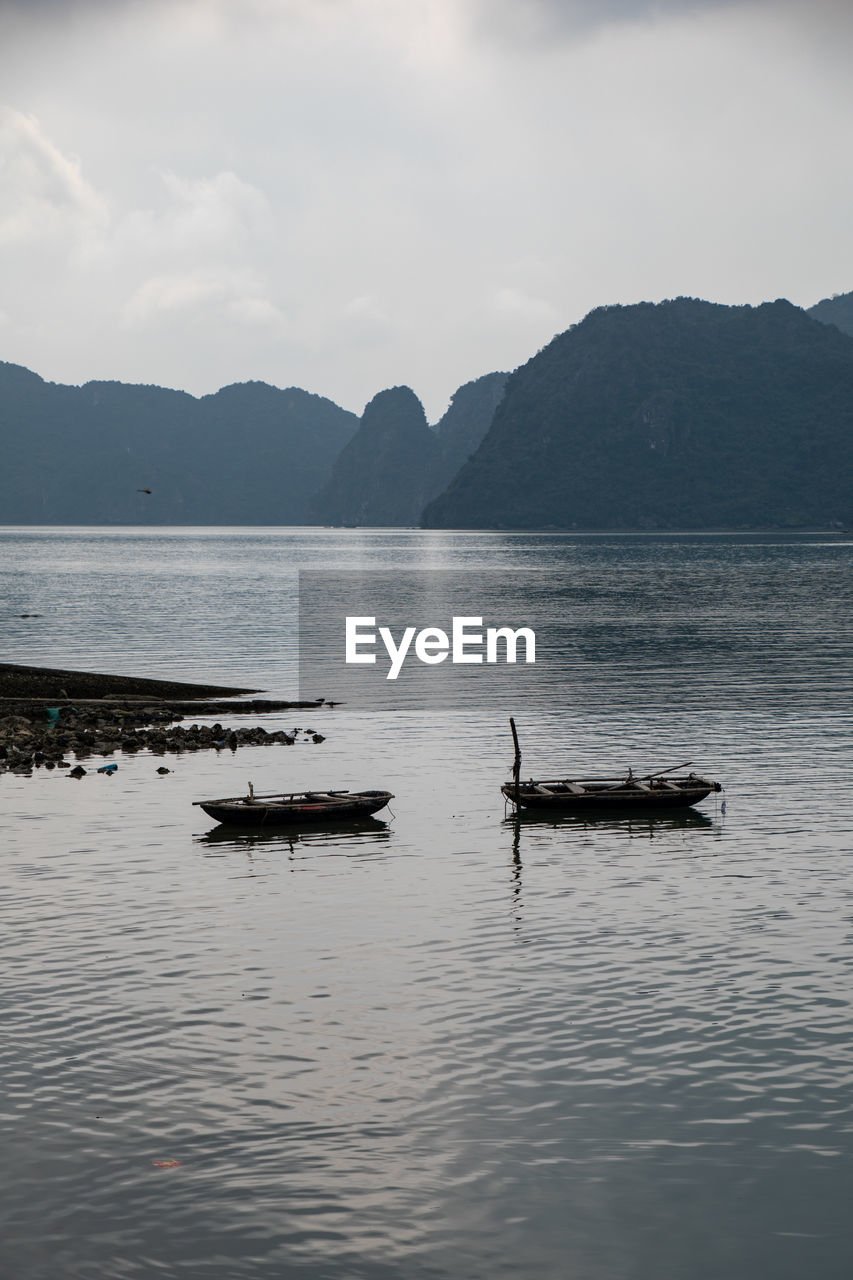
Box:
502, 719, 722, 813
194, 785, 394, 826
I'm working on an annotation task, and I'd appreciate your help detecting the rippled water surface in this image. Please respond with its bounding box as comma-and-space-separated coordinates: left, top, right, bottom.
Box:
2, 529, 853, 1279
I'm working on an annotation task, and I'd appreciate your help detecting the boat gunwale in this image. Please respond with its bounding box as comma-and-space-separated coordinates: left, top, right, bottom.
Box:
503, 775, 715, 789
193, 788, 393, 808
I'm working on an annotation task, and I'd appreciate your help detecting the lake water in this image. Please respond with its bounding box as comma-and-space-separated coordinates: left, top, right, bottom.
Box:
2, 528, 853, 1280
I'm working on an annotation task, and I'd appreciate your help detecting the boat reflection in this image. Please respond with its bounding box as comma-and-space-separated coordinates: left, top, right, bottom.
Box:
197, 815, 392, 854
506, 806, 715, 845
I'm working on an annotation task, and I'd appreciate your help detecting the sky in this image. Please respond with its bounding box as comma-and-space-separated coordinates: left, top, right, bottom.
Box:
1, 0, 852, 421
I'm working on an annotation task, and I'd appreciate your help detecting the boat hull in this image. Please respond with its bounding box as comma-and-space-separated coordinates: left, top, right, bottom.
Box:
197, 790, 394, 826
502, 778, 719, 813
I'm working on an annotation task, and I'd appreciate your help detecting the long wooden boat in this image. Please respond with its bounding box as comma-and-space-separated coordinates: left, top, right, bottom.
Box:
502, 719, 722, 813
194, 786, 394, 826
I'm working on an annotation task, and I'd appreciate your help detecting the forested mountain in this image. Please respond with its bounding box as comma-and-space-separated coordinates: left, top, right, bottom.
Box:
311, 386, 436, 526
432, 372, 508, 494
808, 289, 853, 338
312, 372, 507, 526
422, 298, 853, 530
0, 364, 358, 524
6, 294, 853, 531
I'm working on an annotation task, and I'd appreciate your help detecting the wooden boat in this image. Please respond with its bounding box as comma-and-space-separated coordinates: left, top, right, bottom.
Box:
194, 785, 394, 826
502, 719, 722, 813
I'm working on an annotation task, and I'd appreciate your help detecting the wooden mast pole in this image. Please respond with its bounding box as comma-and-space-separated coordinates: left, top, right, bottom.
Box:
509, 717, 521, 803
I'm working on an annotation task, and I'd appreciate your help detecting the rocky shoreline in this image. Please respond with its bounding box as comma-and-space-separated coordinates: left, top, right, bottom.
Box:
0, 664, 328, 777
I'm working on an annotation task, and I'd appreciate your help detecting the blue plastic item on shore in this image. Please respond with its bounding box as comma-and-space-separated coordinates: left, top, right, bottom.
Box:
97, 763, 119, 774
46, 707, 61, 726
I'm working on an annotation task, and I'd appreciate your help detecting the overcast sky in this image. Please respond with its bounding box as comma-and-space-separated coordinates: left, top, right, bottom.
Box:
1, 0, 852, 419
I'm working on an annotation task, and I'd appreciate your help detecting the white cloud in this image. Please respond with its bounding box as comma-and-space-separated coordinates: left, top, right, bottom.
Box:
99, 168, 277, 288
0, 105, 107, 247
130, 170, 273, 257
0, 0, 852, 417
124, 268, 240, 323
122, 266, 285, 331
227, 295, 287, 328
334, 294, 393, 346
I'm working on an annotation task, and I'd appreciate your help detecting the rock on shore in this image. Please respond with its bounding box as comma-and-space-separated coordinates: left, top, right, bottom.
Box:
0, 705, 325, 776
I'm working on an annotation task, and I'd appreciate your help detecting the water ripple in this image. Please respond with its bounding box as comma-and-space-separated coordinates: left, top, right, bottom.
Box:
3, 531, 853, 1279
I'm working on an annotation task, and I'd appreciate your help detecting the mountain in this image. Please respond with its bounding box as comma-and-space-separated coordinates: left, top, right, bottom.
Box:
0, 364, 358, 524
312, 372, 507, 527
312, 386, 435, 526
422, 298, 853, 530
432, 372, 509, 495
808, 290, 853, 338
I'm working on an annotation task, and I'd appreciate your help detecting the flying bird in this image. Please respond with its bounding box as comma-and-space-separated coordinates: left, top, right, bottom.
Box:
137, 488, 152, 494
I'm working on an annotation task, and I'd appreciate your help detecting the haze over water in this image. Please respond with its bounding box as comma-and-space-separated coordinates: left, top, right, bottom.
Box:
2, 528, 853, 1280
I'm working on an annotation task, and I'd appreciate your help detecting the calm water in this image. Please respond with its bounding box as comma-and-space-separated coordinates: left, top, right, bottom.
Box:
2, 528, 853, 1280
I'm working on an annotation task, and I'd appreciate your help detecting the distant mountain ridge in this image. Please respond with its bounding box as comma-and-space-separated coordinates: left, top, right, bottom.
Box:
808, 289, 853, 338
4, 291, 853, 529
312, 372, 507, 526
0, 365, 359, 524
432, 372, 509, 494
312, 386, 436, 526
422, 298, 853, 530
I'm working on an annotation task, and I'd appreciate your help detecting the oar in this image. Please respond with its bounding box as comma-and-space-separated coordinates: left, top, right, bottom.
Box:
638, 760, 693, 781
